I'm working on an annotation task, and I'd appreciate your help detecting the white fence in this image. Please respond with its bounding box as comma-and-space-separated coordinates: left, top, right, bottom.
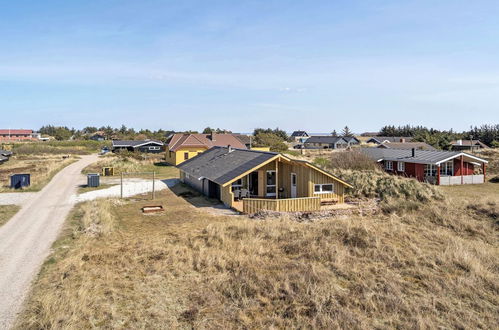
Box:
438, 175, 484, 185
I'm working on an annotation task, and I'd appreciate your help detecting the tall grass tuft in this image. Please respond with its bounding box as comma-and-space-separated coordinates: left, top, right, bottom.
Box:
335, 169, 444, 202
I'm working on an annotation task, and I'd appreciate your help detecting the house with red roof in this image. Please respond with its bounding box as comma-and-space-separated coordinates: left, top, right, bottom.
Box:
0, 129, 35, 141
166, 133, 247, 165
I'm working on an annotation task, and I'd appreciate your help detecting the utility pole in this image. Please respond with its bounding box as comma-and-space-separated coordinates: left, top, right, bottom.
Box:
152, 171, 155, 200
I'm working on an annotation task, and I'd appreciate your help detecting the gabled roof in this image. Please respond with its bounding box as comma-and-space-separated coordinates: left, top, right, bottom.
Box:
233, 134, 252, 146
366, 136, 413, 144
291, 131, 308, 137
361, 148, 488, 165
305, 136, 347, 144
343, 136, 360, 143
378, 142, 436, 151
450, 140, 488, 148
178, 147, 278, 185
0, 129, 33, 135
112, 139, 164, 147
168, 133, 247, 152
178, 146, 353, 187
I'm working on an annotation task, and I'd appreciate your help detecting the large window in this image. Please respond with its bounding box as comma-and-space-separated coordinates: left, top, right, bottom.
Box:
397, 161, 405, 172
314, 183, 334, 194
439, 161, 454, 176
266, 170, 276, 196
424, 164, 437, 177
231, 178, 243, 192
385, 161, 393, 171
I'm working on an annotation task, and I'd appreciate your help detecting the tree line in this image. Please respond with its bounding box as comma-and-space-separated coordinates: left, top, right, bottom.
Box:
379, 124, 499, 149
39, 125, 175, 141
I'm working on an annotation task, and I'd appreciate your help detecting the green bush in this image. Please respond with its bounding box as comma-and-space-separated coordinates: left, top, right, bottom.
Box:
253, 133, 288, 152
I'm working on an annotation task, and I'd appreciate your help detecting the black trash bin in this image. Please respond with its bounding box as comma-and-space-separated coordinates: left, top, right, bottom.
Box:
87, 173, 100, 187
10, 174, 31, 189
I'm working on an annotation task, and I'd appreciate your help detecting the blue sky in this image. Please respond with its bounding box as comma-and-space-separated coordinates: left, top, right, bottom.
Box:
1, 0, 498, 133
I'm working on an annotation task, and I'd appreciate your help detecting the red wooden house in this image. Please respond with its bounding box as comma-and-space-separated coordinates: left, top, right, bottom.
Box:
361, 148, 488, 185
0, 129, 35, 141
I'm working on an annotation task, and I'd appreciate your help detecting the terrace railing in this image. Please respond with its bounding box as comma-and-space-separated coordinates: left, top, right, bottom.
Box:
243, 197, 321, 213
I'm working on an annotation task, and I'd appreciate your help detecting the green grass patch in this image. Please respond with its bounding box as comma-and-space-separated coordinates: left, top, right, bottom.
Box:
82, 156, 178, 179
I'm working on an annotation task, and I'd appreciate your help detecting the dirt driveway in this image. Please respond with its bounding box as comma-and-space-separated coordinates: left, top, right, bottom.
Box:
0, 154, 99, 329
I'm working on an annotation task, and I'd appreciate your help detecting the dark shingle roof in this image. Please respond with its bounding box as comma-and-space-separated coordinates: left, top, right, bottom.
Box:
361, 148, 487, 165
343, 136, 360, 143
178, 147, 278, 185
305, 136, 346, 144
112, 139, 164, 147
291, 131, 308, 137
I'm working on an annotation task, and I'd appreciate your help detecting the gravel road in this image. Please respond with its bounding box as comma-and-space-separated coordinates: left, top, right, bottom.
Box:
0, 154, 99, 329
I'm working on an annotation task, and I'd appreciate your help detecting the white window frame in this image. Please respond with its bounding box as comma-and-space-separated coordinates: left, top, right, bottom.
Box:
314, 183, 334, 194
424, 164, 437, 177
148, 146, 161, 151
397, 161, 405, 172
439, 161, 454, 176
266, 170, 276, 197
385, 161, 393, 171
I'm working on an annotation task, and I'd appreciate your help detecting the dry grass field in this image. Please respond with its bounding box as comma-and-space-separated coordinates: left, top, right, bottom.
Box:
17, 168, 499, 329
0, 155, 77, 192
0, 205, 20, 227
82, 155, 178, 179
11, 140, 106, 155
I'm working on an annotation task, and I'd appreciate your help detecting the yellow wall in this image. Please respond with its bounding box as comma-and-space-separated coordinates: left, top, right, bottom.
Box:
221, 185, 234, 207
166, 147, 207, 165
250, 147, 271, 152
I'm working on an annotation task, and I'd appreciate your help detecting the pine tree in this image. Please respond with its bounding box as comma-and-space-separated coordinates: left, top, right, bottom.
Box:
341, 126, 352, 137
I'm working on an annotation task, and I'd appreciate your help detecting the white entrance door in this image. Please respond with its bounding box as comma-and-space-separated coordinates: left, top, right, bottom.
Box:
291, 173, 297, 198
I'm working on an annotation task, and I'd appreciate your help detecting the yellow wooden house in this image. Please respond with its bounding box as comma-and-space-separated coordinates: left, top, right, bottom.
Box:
178, 146, 353, 213
166, 133, 248, 165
